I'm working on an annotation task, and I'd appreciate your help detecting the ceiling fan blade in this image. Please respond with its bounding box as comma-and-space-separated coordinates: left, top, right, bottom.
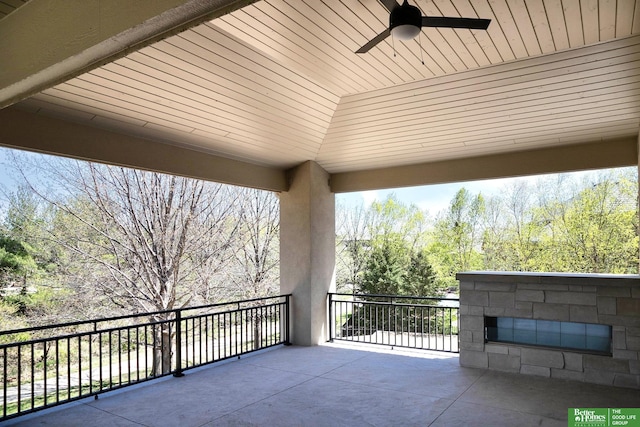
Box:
379, 0, 400, 13
422, 16, 491, 30
356, 28, 391, 53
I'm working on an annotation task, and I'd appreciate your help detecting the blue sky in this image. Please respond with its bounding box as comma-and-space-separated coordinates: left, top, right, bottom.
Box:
336, 178, 516, 214
0, 145, 632, 218
335, 168, 631, 218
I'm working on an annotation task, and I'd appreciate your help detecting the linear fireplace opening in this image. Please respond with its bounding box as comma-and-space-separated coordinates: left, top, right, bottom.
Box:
485, 317, 612, 355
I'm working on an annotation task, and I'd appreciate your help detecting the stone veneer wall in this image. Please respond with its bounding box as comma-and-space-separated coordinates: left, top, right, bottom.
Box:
457, 272, 640, 389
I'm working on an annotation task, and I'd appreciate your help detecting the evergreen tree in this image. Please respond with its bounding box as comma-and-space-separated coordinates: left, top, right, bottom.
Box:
361, 243, 406, 296
402, 250, 438, 297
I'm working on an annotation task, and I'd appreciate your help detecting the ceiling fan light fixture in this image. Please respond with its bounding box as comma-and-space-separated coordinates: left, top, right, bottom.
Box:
391, 24, 421, 40
389, 0, 422, 40
355, 0, 490, 54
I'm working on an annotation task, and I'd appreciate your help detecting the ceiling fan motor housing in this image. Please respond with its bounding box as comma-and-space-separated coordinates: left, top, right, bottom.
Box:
356, 0, 490, 52
389, 2, 422, 32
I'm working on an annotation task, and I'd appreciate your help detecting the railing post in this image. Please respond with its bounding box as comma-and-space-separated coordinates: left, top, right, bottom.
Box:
328, 293, 334, 342
173, 309, 184, 377
284, 294, 292, 345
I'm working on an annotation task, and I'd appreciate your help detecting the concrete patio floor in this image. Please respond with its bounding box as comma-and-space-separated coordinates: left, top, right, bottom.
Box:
5, 342, 640, 427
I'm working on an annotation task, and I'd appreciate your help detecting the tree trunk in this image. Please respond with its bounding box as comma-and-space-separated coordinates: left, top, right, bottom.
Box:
151, 320, 174, 376
252, 312, 262, 350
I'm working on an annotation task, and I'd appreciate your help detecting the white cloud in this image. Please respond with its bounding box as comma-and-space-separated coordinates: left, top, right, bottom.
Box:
360, 190, 378, 207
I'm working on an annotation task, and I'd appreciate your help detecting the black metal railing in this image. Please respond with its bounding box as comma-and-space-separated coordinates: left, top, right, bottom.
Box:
328, 293, 459, 353
0, 294, 290, 422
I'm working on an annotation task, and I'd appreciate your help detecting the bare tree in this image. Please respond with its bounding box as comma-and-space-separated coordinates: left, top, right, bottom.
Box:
230, 188, 279, 298
228, 188, 279, 349
335, 201, 370, 294
18, 158, 241, 374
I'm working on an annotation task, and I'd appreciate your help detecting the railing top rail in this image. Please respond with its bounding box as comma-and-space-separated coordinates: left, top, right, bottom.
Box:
0, 318, 169, 350
0, 292, 291, 422
0, 294, 291, 337
180, 294, 291, 313
329, 292, 459, 302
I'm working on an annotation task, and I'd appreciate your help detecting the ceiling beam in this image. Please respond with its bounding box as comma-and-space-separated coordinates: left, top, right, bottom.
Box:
329, 137, 639, 193
0, 107, 288, 192
0, 0, 258, 109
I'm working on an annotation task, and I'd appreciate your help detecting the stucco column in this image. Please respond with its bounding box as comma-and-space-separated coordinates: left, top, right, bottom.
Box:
280, 161, 335, 345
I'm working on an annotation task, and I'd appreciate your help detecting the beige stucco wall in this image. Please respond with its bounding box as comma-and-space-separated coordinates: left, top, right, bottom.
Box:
280, 161, 336, 345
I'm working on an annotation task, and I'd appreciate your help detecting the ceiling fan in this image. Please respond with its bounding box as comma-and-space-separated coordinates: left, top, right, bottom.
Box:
356, 0, 491, 53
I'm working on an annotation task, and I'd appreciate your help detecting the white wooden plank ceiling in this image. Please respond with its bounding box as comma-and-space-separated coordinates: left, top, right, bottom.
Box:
0, 0, 27, 20
17, 0, 640, 173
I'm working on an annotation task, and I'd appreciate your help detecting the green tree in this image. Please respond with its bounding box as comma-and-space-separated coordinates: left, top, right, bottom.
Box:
357, 195, 441, 297
368, 195, 426, 252
482, 181, 546, 272
359, 195, 437, 296
0, 186, 58, 291
361, 242, 407, 296
428, 188, 484, 289
0, 236, 37, 295
402, 249, 438, 297
544, 173, 638, 273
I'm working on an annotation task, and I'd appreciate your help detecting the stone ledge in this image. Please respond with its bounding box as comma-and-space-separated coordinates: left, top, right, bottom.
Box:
508, 347, 521, 356
460, 351, 488, 368
518, 283, 569, 291
520, 364, 551, 377
583, 355, 630, 373
569, 305, 598, 323
597, 297, 616, 315
563, 352, 583, 371
545, 291, 596, 306
459, 330, 473, 343
488, 353, 520, 372
460, 315, 484, 332
485, 343, 509, 354
489, 292, 515, 308
503, 307, 533, 318
484, 307, 505, 316
618, 298, 640, 316
626, 335, 640, 351
460, 290, 488, 306
476, 282, 516, 292
460, 341, 485, 351
598, 287, 632, 297
599, 315, 640, 328
613, 330, 626, 349
613, 373, 640, 388
460, 304, 483, 316
570, 285, 597, 292
533, 303, 570, 321
468, 305, 484, 316
457, 272, 640, 287
459, 281, 475, 291
515, 290, 544, 302
613, 349, 639, 360
551, 368, 584, 382
521, 347, 564, 368
472, 331, 485, 344
584, 369, 616, 385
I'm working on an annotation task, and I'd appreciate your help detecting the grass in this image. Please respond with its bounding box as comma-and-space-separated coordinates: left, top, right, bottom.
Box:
0, 379, 115, 418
